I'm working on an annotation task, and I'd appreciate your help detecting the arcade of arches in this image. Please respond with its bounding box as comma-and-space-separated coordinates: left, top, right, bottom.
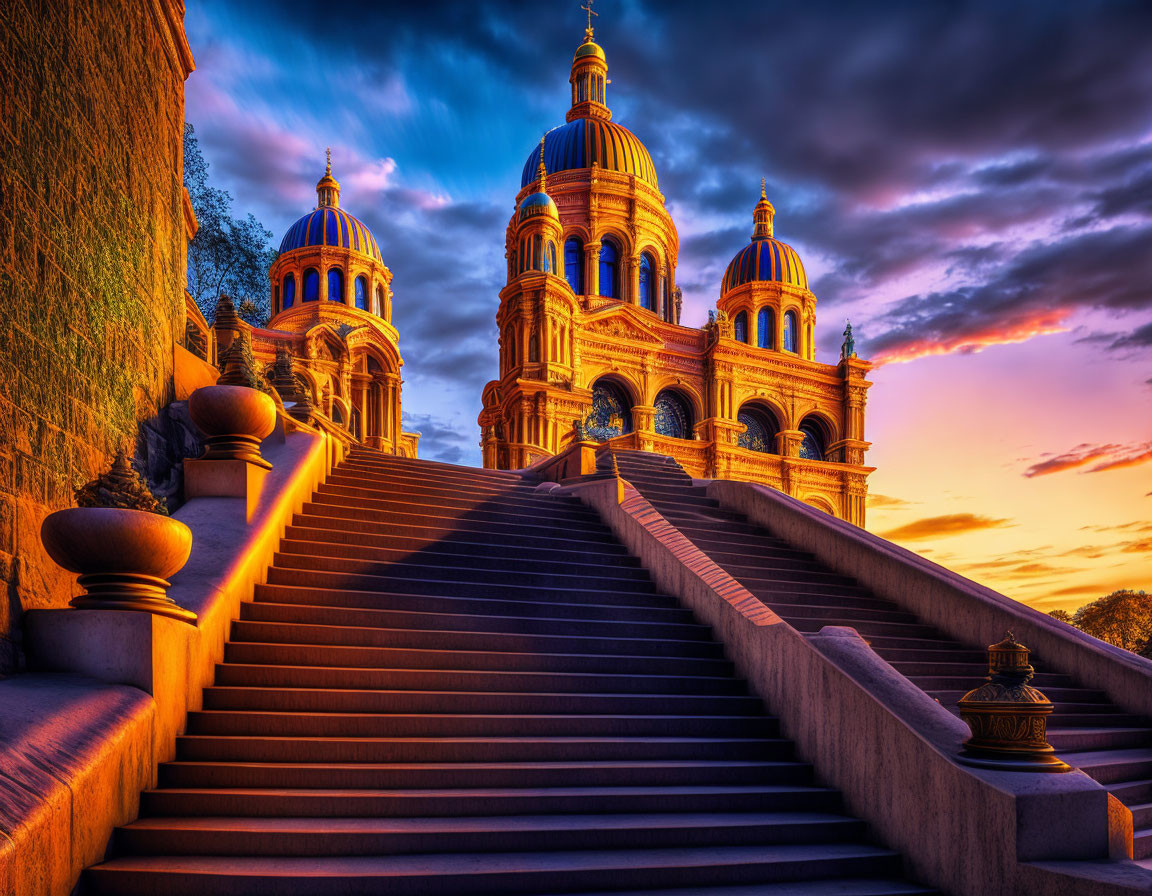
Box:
478, 23, 872, 525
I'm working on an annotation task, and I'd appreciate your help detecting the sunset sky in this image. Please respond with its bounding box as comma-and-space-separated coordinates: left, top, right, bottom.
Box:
184, 0, 1151, 613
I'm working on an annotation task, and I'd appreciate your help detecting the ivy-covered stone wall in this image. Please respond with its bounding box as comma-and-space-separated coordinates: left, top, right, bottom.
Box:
0, 0, 192, 674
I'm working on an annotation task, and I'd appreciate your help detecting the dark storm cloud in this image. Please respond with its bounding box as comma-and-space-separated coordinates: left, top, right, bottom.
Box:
190, 1, 1152, 457
401, 411, 476, 464
865, 223, 1152, 362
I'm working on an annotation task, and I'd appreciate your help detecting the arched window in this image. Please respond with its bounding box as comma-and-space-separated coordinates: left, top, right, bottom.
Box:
638, 253, 655, 311
653, 389, 693, 440
757, 307, 774, 349
798, 417, 828, 461
733, 311, 749, 343
545, 242, 557, 275
586, 379, 632, 441
564, 238, 584, 294
303, 268, 320, 302
528, 332, 539, 363
354, 276, 369, 310
784, 310, 798, 352
282, 275, 296, 308
737, 405, 781, 454
599, 238, 620, 299
374, 285, 385, 317
327, 268, 344, 303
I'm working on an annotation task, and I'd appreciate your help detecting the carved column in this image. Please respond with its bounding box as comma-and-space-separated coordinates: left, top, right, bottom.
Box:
586, 242, 601, 297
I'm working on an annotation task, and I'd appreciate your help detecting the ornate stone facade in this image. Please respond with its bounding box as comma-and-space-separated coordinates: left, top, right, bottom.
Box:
479, 23, 873, 524
209, 156, 419, 457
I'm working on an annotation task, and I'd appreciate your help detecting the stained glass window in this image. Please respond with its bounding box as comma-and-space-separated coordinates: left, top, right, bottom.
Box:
327, 268, 344, 303
799, 421, 824, 460
565, 238, 584, 293
653, 390, 691, 439
737, 408, 778, 453
282, 275, 295, 308
784, 310, 798, 352
639, 253, 654, 310
734, 311, 748, 343
757, 307, 773, 349
586, 381, 631, 441
599, 239, 619, 298
303, 269, 320, 302
354, 276, 369, 310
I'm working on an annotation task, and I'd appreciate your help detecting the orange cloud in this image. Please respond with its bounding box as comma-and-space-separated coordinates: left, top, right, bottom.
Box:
1087, 445, 1152, 474
871, 313, 1068, 367
880, 513, 1014, 541
1023, 441, 1152, 478
867, 493, 913, 509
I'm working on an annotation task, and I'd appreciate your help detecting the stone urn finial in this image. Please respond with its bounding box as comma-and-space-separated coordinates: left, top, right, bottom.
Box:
190, 332, 277, 470
957, 632, 1071, 772
40, 451, 195, 622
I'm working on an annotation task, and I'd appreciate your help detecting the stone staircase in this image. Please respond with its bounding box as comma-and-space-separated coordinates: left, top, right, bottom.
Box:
605, 449, 1152, 862
83, 449, 936, 895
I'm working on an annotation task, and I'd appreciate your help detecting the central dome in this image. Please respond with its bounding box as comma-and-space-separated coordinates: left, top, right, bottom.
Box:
520, 118, 659, 190
279, 206, 383, 263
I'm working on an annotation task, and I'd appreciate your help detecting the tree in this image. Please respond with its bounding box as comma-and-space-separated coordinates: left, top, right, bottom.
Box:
1051, 590, 1152, 655
184, 124, 277, 326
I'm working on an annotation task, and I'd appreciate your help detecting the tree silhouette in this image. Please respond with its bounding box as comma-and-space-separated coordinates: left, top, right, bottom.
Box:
184, 124, 276, 326
1049, 590, 1152, 655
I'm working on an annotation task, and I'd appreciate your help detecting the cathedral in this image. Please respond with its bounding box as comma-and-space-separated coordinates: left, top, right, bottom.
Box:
478, 20, 874, 525
186, 153, 420, 457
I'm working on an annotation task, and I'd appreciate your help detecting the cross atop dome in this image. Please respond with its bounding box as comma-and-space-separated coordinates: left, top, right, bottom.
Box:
316, 147, 341, 208
569, 0, 609, 122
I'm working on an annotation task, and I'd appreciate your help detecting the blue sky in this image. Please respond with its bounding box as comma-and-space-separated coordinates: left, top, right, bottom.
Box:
186, 0, 1151, 608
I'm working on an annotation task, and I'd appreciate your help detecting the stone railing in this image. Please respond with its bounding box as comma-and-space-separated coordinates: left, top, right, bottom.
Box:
562, 475, 1140, 896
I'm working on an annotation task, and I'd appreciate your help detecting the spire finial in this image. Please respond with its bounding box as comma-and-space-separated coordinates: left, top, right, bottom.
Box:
582, 0, 597, 39
761, 177, 766, 200
537, 136, 548, 190
325, 146, 331, 176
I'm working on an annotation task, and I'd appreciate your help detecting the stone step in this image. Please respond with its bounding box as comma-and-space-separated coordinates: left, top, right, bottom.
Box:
252, 582, 686, 619
320, 475, 576, 507
184, 711, 779, 739
222, 641, 736, 676
139, 784, 838, 819
301, 499, 609, 535
174, 735, 789, 764
238, 601, 706, 642
1057, 749, 1152, 785
276, 537, 644, 574
341, 454, 527, 485
1046, 728, 1152, 752
156, 759, 812, 791
85, 843, 904, 896
314, 484, 601, 521
228, 620, 724, 659
291, 510, 620, 547
263, 566, 665, 603
285, 522, 629, 557
212, 663, 743, 696
268, 553, 657, 592
113, 811, 868, 857
200, 686, 763, 717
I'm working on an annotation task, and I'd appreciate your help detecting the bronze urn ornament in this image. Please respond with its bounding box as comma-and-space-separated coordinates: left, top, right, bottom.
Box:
957, 632, 1071, 772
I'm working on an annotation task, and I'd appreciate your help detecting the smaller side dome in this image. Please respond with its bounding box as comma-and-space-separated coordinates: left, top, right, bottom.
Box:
721, 182, 808, 293
518, 137, 560, 224
519, 192, 559, 222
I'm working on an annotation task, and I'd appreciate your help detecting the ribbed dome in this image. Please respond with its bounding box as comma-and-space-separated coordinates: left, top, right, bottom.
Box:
722, 238, 808, 294
278, 206, 383, 263
574, 38, 605, 61
519, 191, 559, 222
520, 118, 658, 190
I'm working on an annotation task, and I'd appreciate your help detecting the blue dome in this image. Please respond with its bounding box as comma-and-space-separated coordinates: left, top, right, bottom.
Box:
278, 206, 383, 262
519, 191, 559, 222
722, 237, 808, 294
521, 118, 658, 190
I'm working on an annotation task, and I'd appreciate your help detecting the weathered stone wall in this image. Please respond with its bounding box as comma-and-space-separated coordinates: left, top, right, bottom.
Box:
0, 1, 192, 674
